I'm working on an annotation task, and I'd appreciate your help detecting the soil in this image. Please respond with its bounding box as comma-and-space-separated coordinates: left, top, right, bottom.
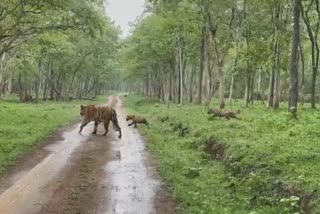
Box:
0, 96, 177, 214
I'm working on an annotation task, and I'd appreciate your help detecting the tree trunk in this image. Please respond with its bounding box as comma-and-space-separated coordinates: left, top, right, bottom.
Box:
169, 66, 172, 101
229, 74, 234, 105
289, 0, 301, 113
268, 70, 275, 108
189, 63, 196, 103
197, 26, 206, 104
301, 0, 320, 108
177, 36, 183, 105
218, 61, 225, 109
250, 74, 255, 104
245, 74, 251, 108
299, 36, 305, 106
273, 41, 281, 109
148, 71, 152, 97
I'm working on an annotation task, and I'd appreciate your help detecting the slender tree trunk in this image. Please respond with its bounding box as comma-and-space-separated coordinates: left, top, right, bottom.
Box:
0, 53, 5, 98
245, 75, 251, 107
218, 61, 225, 109
311, 67, 317, 108
273, 53, 281, 109
229, 74, 234, 105
299, 37, 305, 106
189, 63, 196, 103
205, 31, 212, 109
250, 74, 255, 104
258, 68, 264, 104
148, 70, 152, 97
197, 26, 206, 104
289, 0, 301, 113
177, 36, 183, 105
169, 66, 172, 101
301, 0, 320, 108
268, 70, 275, 108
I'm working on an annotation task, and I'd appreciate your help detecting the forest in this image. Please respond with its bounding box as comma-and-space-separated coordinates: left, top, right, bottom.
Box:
121, 0, 311, 113
1, 0, 320, 213
0, 0, 120, 102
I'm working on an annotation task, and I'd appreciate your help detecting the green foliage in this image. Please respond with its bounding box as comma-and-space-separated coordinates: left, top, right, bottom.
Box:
125, 94, 320, 213
1, 1, 120, 100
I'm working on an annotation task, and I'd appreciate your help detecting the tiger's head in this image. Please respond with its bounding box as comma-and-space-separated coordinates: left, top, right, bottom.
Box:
80, 105, 88, 116
126, 115, 133, 121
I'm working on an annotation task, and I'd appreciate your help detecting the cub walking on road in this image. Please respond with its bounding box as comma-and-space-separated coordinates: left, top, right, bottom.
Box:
126, 115, 149, 128
79, 105, 122, 139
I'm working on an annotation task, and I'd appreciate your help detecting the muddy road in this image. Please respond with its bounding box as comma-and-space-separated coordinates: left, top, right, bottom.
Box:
0, 96, 176, 214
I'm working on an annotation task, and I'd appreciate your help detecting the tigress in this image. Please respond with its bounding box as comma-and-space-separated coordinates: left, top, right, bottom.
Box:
207, 109, 240, 120
79, 105, 122, 138
126, 115, 149, 128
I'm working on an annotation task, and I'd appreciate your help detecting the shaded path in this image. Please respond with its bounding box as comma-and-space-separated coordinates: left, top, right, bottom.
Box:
0, 96, 176, 214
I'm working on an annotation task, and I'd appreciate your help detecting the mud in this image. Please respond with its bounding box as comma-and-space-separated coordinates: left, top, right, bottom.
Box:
0, 96, 177, 214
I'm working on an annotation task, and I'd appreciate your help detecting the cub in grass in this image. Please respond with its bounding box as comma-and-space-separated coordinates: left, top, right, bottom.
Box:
126, 115, 150, 128
207, 109, 240, 120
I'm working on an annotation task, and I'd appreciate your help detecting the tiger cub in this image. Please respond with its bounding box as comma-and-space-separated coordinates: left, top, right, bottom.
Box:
207, 109, 240, 120
126, 115, 150, 128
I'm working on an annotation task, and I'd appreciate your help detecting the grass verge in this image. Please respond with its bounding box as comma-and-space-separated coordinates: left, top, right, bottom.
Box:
0, 95, 108, 174
124, 94, 320, 214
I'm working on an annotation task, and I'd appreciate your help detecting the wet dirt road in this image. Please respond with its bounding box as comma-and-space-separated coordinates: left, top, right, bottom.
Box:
0, 96, 176, 214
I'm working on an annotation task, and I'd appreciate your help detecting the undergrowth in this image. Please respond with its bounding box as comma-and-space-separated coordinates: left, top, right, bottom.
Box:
124, 94, 320, 214
0, 95, 107, 174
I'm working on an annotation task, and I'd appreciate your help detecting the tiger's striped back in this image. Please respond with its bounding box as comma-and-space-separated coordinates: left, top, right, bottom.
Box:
82, 105, 113, 123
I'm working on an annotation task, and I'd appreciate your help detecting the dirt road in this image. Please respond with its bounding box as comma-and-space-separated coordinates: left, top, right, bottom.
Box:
0, 96, 176, 214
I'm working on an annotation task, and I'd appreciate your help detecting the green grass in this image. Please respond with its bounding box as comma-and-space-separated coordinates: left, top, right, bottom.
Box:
124, 94, 320, 214
0, 95, 108, 173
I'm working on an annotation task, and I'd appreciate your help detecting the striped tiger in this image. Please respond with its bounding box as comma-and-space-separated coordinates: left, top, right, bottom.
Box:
79, 105, 122, 139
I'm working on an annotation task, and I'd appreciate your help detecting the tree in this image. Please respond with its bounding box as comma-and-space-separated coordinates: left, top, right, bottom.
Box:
289, 0, 301, 113
0, 0, 120, 101
301, 0, 320, 108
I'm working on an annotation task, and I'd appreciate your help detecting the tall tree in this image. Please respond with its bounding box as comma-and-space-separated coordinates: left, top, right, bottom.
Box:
289, 0, 301, 113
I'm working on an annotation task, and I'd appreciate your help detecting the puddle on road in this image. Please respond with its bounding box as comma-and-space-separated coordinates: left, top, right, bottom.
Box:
103, 99, 160, 214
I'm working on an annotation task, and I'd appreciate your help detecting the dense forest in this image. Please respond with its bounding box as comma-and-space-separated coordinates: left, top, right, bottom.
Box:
0, 0, 313, 113
120, 0, 314, 113
0, 0, 120, 102
3, 0, 320, 213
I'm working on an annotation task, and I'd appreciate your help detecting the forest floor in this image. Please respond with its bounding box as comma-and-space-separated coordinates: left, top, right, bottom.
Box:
0, 95, 177, 214
124, 94, 320, 214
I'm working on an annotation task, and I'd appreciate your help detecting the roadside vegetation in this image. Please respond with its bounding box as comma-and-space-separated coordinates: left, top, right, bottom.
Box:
0, 1, 120, 173
125, 94, 320, 213
0, 96, 106, 174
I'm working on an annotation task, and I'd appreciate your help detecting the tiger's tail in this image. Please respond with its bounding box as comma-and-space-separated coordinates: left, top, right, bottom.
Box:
111, 109, 122, 139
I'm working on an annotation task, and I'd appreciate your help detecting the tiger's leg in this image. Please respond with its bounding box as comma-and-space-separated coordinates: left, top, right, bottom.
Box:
79, 121, 89, 134
128, 121, 135, 126
103, 120, 110, 136
92, 122, 98, 135
118, 128, 122, 139
134, 122, 137, 128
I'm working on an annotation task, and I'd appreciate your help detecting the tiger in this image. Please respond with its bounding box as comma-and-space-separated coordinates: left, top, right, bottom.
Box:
126, 115, 149, 128
79, 105, 122, 139
207, 109, 240, 120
